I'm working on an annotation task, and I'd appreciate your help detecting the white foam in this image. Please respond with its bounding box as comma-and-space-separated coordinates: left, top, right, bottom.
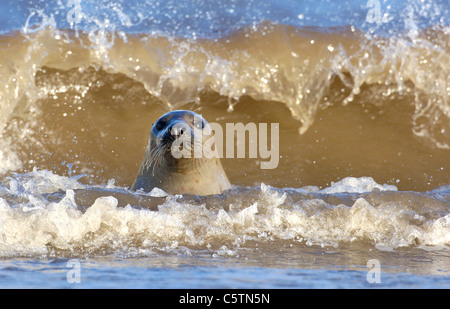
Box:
148, 187, 169, 197
0, 142, 22, 175
4, 168, 85, 195
0, 171, 448, 257
319, 177, 398, 194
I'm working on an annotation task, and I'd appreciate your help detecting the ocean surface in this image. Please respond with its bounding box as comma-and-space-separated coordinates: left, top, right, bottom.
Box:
0, 0, 449, 289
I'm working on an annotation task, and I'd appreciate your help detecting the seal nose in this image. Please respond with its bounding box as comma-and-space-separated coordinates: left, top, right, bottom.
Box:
166, 122, 190, 139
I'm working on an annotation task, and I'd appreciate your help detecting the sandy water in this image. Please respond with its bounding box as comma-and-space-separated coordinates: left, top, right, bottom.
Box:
0, 0, 449, 288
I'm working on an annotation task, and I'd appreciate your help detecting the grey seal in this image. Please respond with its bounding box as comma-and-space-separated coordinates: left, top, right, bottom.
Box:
131, 110, 231, 195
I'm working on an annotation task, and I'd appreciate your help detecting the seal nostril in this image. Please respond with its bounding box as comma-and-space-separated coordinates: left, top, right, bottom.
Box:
168, 124, 180, 136
168, 123, 188, 137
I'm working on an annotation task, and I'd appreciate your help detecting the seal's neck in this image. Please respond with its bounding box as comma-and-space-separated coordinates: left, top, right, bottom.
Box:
132, 156, 231, 195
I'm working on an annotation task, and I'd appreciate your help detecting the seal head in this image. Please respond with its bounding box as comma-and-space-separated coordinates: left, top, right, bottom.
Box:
131, 110, 231, 195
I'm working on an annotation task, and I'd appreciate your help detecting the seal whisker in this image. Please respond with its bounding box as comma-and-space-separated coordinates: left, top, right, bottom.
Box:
144, 143, 164, 176
154, 146, 166, 175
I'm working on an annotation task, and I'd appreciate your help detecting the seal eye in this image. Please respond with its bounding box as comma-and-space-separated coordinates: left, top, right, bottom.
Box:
155, 120, 165, 131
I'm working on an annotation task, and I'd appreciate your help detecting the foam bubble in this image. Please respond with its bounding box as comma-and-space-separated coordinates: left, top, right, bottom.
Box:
319, 177, 398, 194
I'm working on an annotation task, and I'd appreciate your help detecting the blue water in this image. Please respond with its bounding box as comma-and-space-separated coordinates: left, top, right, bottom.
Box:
1, 257, 449, 289
2, 0, 449, 37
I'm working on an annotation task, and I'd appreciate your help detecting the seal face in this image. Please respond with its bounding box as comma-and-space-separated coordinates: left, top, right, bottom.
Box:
131, 110, 231, 195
